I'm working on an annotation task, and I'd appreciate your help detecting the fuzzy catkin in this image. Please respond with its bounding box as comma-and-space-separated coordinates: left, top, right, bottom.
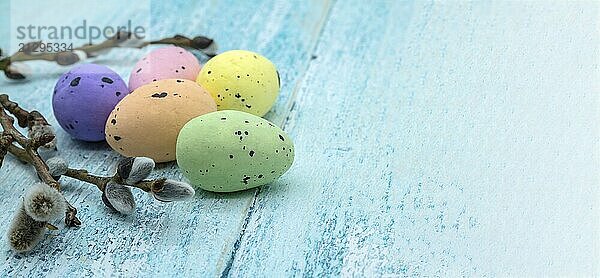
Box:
117, 157, 155, 185
152, 180, 195, 202
7, 205, 46, 253
28, 125, 57, 150
23, 183, 67, 222
46, 156, 68, 178
126, 157, 155, 184
103, 181, 135, 215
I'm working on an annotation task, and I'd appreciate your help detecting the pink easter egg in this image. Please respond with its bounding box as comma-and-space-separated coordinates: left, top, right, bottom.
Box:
128, 46, 201, 91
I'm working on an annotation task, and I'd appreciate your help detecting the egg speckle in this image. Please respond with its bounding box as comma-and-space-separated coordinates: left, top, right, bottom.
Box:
196, 50, 280, 116
128, 46, 201, 91
106, 79, 216, 162
52, 64, 129, 142
176, 110, 294, 192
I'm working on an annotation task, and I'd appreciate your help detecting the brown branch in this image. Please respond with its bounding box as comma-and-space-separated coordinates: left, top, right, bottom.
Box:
64, 167, 165, 193
6, 143, 30, 163
0, 132, 14, 166
64, 168, 110, 191
1, 94, 57, 150
0, 110, 57, 188
1, 94, 53, 129
27, 111, 51, 129
146, 35, 217, 57
7, 143, 164, 194
1, 33, 217, 79
1, 95, 190, 234
0, 94, 29, 128
5, 142, 107, 191
0, 107, 80, 227
0, 108, 27, 150
65, 204, 81, 227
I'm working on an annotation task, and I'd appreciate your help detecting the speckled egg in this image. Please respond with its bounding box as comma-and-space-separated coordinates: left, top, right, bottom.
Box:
176, 110, 294, 192
196, 50, 280, 117
106, 79, 216, 162
52, 64, 129, 142
128, 46, 201, 91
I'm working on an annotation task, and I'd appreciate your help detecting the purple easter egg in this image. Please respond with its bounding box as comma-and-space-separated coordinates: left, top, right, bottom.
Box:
52, 64, 129, 142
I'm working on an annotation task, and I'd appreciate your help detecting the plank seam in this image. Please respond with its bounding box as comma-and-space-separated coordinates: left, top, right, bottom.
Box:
219, 1, 338, 276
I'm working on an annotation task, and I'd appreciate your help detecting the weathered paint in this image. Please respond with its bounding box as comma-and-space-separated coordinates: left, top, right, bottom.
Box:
0, 0, 598, 276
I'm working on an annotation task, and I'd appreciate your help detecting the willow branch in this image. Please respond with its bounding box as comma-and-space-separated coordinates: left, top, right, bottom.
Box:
0, 108, 57, 188
0, 94, 29, 128
0, 106, 80, 226
0, 132, 14, 166
63, 168, 164, 193
6, 143, 29, 163
7, 143, 164, 193
1, 33, 217, 79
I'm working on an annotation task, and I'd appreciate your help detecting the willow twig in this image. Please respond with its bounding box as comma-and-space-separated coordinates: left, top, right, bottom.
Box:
63, 167, 166, 193
1, 95, 196, 253
0, 94, 30, 128
0, 108, 56, 186
0, 131, 14, 166
0, 32, 217, 80
0, 106, 81, 227
7, 143, 166, 193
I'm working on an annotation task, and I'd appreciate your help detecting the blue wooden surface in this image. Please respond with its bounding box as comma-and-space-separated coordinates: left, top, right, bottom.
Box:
0, 0, 598, 276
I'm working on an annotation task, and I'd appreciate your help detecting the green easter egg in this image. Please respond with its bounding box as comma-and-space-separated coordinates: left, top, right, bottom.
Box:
176, 110, 294, 192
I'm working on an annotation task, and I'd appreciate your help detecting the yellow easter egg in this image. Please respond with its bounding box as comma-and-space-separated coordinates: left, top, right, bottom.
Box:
196, 50, 280, 116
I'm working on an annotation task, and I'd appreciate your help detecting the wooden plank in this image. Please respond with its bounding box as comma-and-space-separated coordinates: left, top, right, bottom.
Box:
228, 1, 599, 276
0, 0, 331, 276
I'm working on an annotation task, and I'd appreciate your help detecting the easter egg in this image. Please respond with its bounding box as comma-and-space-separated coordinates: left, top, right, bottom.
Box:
128, 46, 201, 91
105, 79, 216, 162
52, 63, 129, 142
176, 110, 294, 192
196, 50, 280, 117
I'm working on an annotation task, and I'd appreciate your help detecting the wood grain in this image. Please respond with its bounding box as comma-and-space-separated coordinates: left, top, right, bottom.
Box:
228, 1, 599, 276
0, 0, 598, 276
0, 0, 331, 276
